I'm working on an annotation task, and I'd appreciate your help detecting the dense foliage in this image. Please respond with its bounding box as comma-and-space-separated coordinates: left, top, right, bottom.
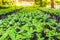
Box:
0, 0, 60, 7
39, 7, 60, 17
0, 7, 60, 40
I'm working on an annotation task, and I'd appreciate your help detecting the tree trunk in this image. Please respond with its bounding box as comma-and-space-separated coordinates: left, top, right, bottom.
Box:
2, 0, 4, 5
40, 0, 43, 7
51, 0, 54, 8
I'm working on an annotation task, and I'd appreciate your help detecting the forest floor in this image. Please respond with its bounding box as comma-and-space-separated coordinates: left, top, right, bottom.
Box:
46, 5, 60, 9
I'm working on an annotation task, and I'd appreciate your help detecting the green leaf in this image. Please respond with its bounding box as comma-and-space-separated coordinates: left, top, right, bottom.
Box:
0, 27, 11, 40
8, 28, 16, 40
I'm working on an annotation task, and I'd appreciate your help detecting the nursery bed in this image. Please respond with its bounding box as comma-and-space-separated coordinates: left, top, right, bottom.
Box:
0, 8, 21, 19
40, 10, 60, 23
0, 7, 60, 40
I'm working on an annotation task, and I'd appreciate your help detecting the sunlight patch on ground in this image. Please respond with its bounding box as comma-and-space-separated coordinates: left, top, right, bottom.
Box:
46, 5, 60, 9
16, 1, 34, 6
